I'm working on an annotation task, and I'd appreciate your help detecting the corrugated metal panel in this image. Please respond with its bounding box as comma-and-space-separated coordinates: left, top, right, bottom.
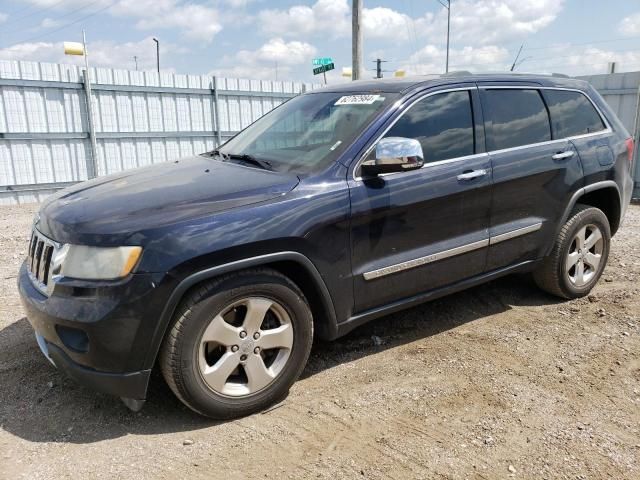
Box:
578, 72, 640, 198
1, 60, 321, 204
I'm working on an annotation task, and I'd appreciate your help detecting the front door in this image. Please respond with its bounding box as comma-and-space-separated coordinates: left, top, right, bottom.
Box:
348, 87, 492, 313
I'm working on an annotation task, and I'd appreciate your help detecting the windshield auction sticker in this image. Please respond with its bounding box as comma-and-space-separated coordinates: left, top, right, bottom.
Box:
334, 94, 382, 105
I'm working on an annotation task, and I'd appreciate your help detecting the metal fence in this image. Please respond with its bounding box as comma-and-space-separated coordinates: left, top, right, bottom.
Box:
577, 72, 640, 199
2, 63, 639, 204
0, 60, 320, 204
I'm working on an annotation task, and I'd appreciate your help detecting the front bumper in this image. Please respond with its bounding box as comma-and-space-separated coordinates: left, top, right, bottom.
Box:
35, 331, 151, 399
18, 262, 171, 400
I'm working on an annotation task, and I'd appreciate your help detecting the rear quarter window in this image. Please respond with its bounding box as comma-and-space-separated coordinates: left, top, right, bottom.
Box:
483, 89, 551, 151
541, 90, 606, 138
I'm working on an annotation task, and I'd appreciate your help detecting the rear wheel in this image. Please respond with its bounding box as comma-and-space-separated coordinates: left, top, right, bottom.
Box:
160, 269, 313, 419
533, 204, 611, 299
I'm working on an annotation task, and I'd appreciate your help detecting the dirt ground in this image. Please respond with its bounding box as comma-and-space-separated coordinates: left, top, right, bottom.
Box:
0, 202, 638, 480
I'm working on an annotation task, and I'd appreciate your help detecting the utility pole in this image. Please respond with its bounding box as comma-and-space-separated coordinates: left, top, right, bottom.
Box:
82, 30, 97, 179
133, 55, 138, 71
373, 58, 387, 79
152, 37, 160, 73
352, 0, 363, 80
435, 1, 451, 73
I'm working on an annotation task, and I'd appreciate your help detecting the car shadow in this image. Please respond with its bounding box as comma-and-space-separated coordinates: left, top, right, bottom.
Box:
0, 274, 562, 445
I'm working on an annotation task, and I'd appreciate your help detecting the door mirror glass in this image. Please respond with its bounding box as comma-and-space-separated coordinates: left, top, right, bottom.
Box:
361, 137, 424, 176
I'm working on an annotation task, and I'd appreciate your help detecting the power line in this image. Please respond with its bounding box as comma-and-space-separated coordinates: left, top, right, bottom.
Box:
2, 2, 115, 50
1, 0, 106, 37
1, 0, 75, 32
522, 35, 640, 52
394, 44, 640, 72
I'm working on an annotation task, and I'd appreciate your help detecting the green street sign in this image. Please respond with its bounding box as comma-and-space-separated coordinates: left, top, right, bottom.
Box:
312, 57, 333, 66
313, 63, 335, 75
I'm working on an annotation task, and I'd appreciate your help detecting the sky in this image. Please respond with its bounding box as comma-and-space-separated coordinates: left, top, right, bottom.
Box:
1, 0, 640, 84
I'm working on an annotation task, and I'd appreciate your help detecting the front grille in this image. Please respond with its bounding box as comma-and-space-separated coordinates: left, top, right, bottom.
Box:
27, 230, 58, 295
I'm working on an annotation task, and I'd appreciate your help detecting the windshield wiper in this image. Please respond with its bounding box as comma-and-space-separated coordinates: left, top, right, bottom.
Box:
203, 149, 229, 160
203, 150, 273, 170
225, 153, 273, 171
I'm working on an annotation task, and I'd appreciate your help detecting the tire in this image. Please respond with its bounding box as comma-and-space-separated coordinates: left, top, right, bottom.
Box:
159, 268, 313, 419
533, 204, 611, 299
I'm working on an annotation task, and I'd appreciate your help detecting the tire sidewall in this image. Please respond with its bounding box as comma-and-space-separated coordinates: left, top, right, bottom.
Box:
558, 208, 611, 298
174, 273, 313, 418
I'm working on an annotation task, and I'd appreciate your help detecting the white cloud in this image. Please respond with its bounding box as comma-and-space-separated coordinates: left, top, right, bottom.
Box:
110, 0, 223, 42
257, 0, 563, 45
0, 37, 183, 71
397, 42, 640, 77
236, 38, 317, 65
521, 45, 640, 76
401, 44, 509, 75
416, 0, 564, 45
40, 17, 63, 28
257, 0, 413, 41
17, 0, 223, 43
136, 5, 222, 42
619, 12, 640, 36
362, 7, 414, 42
223, 0, 259, 7
210, 38, 317, 80
258, 0, 350, 39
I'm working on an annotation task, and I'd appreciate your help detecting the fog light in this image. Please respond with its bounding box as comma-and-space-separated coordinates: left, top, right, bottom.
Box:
55, 325, 89, 353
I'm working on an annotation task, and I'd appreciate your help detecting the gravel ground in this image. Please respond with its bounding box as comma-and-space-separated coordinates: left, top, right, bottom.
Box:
0, 203, 639, 480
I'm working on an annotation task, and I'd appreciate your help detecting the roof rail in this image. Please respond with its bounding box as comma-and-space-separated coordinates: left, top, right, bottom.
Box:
551, 73, 570, 78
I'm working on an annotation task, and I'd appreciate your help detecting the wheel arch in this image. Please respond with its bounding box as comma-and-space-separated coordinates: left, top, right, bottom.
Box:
144, 252, 338, 370
559, 181, 621, 237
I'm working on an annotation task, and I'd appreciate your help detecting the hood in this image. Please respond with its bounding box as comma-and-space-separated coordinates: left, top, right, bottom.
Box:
39, 156, 299, 242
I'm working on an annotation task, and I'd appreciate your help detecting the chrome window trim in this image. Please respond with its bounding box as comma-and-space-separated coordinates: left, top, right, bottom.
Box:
479, 85, 612, 136
352, 87, 477, 181
363, 222, 543, 280
352, 85, 613, 182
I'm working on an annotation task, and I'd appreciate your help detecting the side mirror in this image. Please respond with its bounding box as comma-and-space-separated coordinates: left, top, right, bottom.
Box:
360, 137, 424, 176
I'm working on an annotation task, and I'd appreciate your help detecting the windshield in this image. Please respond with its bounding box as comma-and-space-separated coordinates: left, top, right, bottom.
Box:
208, 92, 399, 174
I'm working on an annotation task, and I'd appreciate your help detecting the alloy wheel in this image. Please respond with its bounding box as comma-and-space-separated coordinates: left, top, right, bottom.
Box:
566, 224, 604, 287
197, 297, 294, 397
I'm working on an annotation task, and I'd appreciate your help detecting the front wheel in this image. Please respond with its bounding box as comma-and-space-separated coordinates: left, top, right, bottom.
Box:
160, 269, 313, 419
533, 204, 611, 299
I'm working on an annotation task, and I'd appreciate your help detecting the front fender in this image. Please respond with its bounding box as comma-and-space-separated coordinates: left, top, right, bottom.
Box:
142, 251, 338, 370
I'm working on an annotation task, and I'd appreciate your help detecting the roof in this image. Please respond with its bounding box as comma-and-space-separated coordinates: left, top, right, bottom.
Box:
316, 72, 591, 95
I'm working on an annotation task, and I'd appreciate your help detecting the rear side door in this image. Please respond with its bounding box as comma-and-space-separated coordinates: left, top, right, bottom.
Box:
540, 88, 612, 184
348, 87, 492, 313
479, 85, 583, 271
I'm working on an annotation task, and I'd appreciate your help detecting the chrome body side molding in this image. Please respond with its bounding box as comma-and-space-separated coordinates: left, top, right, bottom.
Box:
489, 222, 543, 245
363, 223, 543, 280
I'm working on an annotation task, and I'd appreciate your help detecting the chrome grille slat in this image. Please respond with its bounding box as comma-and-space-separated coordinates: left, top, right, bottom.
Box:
26, 229, 59, 296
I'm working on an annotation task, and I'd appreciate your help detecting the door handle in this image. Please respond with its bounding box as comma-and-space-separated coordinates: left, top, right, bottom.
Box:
552, 151, 575, 161
457, 169, 488, 181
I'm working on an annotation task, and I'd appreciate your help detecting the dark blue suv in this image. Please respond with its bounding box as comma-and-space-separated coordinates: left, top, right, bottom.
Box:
18, 74, 635, 418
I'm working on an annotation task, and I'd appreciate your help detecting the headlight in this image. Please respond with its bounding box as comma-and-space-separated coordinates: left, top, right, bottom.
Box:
55, 245, 143, 280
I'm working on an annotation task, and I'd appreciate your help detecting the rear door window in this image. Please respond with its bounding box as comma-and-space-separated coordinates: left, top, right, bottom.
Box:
483, 89, 551, 150
542, 90, 606, 138
383, 90, 475, 163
